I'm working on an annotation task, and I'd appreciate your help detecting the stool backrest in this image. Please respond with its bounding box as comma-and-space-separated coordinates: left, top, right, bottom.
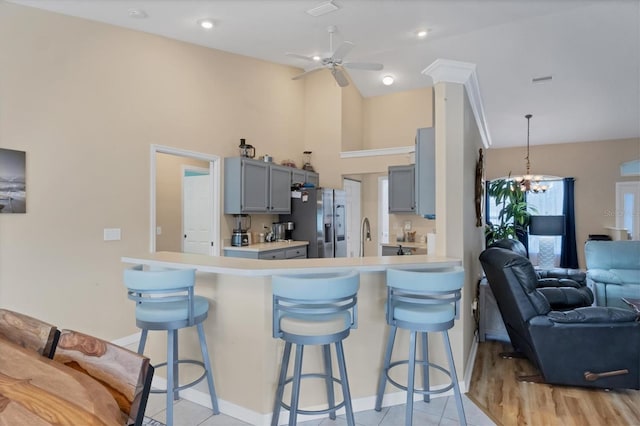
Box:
123, 265, 199, 325
54, 329, 154, 426
272, 271, 360, 337
123, 265, 196, 291
385, 267, 464, 327
0, 308, 60, 359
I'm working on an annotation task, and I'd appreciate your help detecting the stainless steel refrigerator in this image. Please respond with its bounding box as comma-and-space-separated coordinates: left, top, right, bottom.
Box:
280, 188, 346, 258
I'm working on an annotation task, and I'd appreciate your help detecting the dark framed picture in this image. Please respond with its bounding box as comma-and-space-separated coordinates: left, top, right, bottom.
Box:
0, 148, 26, 213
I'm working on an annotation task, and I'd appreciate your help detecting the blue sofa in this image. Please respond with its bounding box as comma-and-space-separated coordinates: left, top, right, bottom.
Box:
585, 240, 640, 309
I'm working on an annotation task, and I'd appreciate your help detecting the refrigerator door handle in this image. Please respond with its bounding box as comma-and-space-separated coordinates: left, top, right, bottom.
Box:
324, 223, 332, 243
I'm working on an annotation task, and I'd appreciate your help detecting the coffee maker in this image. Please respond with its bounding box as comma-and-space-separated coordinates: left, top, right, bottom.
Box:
231, 214, 251, 246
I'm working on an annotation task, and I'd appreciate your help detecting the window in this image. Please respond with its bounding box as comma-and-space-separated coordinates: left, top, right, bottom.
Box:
486, 177, 564, 267
526, 180, 564, 267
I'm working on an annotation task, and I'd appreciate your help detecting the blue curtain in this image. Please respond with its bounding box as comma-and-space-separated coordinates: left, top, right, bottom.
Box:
560, 177, 579, 268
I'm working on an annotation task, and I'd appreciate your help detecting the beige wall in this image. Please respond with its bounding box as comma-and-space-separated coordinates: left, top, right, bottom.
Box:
485, 137, 640, 267
363, 88, 433, 149
341, 79, 364, 152
0, 2, 305, 337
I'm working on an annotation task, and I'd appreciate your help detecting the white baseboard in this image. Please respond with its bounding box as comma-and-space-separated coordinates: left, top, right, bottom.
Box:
111, 332, 141, 348
463, 334, 480, 393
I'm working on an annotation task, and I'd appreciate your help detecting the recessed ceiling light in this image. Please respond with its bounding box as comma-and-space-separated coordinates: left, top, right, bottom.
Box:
198, 19, 215, 30
417, 30, 428, 38
382, 75, 394, 86
128, 8, 148, 19
312, 55, 321, 61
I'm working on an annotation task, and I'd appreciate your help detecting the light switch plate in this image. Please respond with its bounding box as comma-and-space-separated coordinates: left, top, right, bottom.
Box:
103, 228, 121, 241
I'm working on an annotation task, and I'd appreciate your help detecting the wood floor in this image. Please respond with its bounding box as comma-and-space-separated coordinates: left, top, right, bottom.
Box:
467, 341, 640, 426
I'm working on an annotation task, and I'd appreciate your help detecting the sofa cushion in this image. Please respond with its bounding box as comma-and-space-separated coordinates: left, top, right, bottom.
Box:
610, 269, 640, 285
585, 241, 640, 270
587, 269, 623, 285
548, 306, 637, 323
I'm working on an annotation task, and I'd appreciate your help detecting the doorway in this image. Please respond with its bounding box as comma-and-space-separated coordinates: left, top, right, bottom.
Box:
151, 145, 221, 255
616, 181, 640, 240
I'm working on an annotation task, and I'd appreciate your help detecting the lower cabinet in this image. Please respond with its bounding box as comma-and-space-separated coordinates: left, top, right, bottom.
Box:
224, 245, 307, 259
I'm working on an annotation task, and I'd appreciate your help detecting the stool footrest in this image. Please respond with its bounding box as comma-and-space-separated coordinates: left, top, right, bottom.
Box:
384, 359, 454, 396
150, 359, 208, 394
278, 373, 347, 415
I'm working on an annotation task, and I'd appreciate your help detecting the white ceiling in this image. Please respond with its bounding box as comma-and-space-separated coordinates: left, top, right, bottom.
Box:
9, 0, 640, 148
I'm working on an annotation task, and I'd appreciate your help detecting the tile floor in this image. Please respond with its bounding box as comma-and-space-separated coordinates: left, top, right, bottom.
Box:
144, 393, 496, 426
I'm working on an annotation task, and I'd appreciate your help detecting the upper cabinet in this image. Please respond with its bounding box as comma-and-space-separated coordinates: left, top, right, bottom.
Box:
415, 127, 435, 219
224, 157, 291, 214
388, 164, 416, 213
291, 169, 319, 188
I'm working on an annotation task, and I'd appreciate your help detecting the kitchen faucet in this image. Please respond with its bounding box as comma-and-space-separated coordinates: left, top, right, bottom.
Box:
360, 217, 371, 257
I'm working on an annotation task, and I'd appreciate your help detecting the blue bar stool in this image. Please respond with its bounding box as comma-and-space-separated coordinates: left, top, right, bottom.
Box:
124, 265, 219, 426
271, 271, 359, 426
374, 267, 466, 426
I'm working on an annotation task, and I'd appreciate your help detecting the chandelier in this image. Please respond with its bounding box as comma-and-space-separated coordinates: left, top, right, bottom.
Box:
514, 114, 548, 193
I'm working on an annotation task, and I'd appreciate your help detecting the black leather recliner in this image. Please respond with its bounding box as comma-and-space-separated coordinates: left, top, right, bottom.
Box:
479, 247, 640, 389
489, 239, 594, 310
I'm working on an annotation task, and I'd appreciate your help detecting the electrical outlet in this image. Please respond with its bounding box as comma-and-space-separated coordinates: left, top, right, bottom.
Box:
404, 220, 412, 231
103, 228, 121, 241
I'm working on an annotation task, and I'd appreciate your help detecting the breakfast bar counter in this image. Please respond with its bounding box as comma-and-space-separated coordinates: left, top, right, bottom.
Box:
121, 252, 462, 425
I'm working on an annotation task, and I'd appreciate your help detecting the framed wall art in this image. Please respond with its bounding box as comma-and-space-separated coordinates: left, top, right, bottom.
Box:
0, 148, 26, 213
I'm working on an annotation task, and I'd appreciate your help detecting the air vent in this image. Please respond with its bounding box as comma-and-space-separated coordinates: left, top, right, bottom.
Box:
306, 1, 340, 17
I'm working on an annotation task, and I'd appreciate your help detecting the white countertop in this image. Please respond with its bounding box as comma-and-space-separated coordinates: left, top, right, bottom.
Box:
380, 242, 428, 249
122, 251, 460, 276
223, 240, 308, 253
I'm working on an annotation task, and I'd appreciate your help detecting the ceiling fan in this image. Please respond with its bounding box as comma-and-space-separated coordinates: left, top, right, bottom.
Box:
287, 25, 384, 87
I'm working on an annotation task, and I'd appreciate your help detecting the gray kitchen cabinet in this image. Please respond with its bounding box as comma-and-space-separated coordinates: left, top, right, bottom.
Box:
388, 165, 416, 213
224, 157, 291, 214
291, 169, 319, 187
291, 169, 306, 186
224, 245, 307, 259
415, 127, 436, 219
305, 171, 319, 187
269, 164, 292, 213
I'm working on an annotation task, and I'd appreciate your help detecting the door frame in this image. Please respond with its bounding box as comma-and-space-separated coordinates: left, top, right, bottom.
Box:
150, 145, 221, 255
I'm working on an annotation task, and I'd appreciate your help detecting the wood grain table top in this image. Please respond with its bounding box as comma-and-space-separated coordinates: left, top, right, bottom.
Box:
0, 337, 122, 426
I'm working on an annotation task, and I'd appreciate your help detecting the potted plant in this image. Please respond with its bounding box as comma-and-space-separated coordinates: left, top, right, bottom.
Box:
485, 177, 534, 246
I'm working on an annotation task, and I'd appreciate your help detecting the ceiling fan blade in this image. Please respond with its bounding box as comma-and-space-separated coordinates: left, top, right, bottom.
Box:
343, 62, 384, 71
292, 67, 324, 80
331, 68, 349, 87
331, 41, 354, 62
285, 52, 316, 62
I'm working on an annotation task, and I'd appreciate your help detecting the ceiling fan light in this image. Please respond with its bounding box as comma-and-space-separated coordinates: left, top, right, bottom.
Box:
417, 30, 428, 38
312, 55, 321, 61
382, 75, 394, 86
198, 19, 215, 30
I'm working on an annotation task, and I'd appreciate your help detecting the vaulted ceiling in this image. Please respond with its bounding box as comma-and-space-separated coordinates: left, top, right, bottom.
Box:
9, 0, 640, 148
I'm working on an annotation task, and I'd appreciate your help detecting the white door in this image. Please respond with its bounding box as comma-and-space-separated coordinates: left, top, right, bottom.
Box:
343, 178, 361, 258
616, 181, 640, 240
183, 168, 212, 254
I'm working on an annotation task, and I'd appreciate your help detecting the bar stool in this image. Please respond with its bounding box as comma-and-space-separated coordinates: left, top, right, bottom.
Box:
374, 267, 466, 426
124, 265, 219, 426
271, 271, 359, 426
